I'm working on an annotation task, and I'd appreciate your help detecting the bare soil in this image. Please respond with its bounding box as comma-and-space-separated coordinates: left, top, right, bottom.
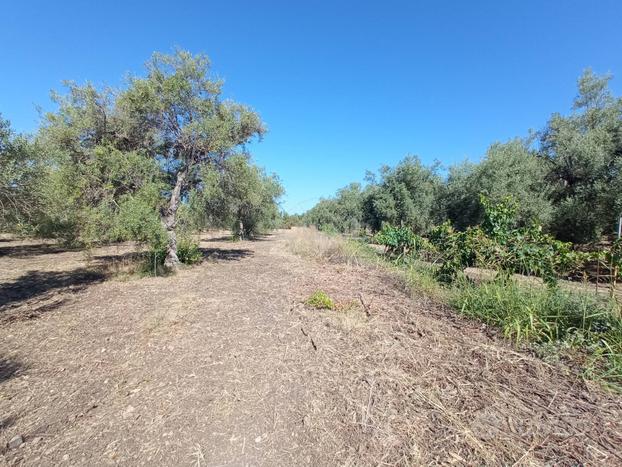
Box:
1, 231, 621, 465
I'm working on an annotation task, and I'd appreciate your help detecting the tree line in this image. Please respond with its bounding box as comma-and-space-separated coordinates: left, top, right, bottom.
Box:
304, 69, 622, 245
0, 51, 283, 267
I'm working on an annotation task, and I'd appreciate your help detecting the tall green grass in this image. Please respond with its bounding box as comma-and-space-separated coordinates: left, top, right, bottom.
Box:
454, 277, 622, 389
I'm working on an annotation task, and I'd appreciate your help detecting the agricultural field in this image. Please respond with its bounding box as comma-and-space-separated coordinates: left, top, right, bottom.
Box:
2, 3, 622, 464
1, 228, 621, 465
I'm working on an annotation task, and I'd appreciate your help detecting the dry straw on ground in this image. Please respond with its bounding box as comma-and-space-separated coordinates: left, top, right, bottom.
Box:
0, 229, 621, 465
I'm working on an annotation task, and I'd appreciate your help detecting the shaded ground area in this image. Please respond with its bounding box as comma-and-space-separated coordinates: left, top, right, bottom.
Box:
0, 231, 621, 465
0, 239, 141, 324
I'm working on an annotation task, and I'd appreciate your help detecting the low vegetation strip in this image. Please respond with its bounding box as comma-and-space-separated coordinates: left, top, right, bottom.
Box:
289, 225, 622, 391
287, 227, 622, 464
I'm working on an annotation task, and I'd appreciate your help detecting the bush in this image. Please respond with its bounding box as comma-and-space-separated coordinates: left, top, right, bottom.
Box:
305, 290, 335, 310
430, 196, 587, 284
374, 224, 432, 261
143, 236, 202, 275
177, 237, 203, 265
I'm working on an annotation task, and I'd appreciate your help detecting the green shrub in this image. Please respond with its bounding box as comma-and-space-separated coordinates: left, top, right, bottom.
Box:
177, 237, 203, 264
305, 290, 335, 310
429, 222, 476, 282
143, 236, 202, 275
430, 196, 587, 285
374, 224, 432, 262
319, 224, 338, 235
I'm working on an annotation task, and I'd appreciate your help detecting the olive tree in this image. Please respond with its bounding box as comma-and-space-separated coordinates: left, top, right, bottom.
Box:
0, 115, 43, 232
39, 83, 166, 245
190, 155, 283, 238
305, 183, 365, 233
362, 157, 441, 233
442, 139, 553, 230
41, 51, 265, 264
540, 69, 622, 242
116, 51, 265, 265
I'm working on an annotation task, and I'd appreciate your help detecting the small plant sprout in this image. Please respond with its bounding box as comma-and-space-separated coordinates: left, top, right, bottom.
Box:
305, 290, 335, 310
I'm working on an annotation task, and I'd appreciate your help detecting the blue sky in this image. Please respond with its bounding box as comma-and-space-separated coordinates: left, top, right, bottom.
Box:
2, 1, 621, 213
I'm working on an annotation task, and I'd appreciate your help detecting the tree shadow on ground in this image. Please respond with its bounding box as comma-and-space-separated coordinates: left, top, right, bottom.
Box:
200, 247, 253, 262
248, 234, 273, 241
201, 233, 274, 243
0, 269, 107, 310
0, 358, 24, 385
201, 235, 235, 243
90, 251, 145, 265
0, 243, 73, 258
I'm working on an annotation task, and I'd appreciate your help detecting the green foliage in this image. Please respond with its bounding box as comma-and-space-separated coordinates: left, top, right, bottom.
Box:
0, 50, 279, 269
279, 212, 304, 229
305, 290, 335, 310
188, 155, 283, 238
540, 69, 622, 242
455, 277, 622, 388
304, 183, 365, 233
34, 143, 164, 246
441, 140, 553, 230
430, 196, 587, 285
36, 50, 266, 264
145, 236, 202, 275
374, 224, 430, 261
0, 115, 44, 233
176, 237, 203, 264
429, 222, 475, 282
362, 156, 441, 233
480, 195, 518, 241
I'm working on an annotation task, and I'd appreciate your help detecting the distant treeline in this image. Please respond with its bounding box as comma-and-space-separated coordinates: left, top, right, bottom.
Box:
302, 70, 622, 244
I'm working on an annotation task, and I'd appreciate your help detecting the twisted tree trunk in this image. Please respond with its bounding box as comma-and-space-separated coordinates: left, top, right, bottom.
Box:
163, 167, 188, 268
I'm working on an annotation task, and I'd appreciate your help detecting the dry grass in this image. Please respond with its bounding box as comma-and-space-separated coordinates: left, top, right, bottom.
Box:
286, 227, 378, 266
289, 228, 622, 465
286, 227, 348, 260
1, 229, 622, 465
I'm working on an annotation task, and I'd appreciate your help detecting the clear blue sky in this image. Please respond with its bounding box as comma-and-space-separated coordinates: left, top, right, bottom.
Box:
2, 1, 621, 213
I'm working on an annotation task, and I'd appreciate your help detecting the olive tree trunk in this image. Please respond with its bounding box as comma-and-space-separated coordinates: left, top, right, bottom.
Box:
163, 168, 188, 268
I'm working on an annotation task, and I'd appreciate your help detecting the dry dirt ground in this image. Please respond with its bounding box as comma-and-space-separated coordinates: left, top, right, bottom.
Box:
0, 230, 621, 466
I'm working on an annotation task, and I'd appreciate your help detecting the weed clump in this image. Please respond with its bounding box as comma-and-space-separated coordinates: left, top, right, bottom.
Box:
305, 290, 335, 310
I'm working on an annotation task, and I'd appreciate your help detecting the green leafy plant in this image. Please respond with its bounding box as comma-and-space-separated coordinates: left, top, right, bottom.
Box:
144, 236, 202, 276
176, 237, 203, 265
305, 290, 335, 310
430, 196, 588, 285
429, 222, 475, 282
374, 224, 430, 261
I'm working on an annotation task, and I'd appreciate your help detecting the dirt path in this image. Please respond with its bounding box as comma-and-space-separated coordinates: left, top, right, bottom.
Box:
1, 231, 621, 465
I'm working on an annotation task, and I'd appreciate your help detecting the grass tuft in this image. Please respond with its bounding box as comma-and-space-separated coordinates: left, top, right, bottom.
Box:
305, 290, 335, 310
